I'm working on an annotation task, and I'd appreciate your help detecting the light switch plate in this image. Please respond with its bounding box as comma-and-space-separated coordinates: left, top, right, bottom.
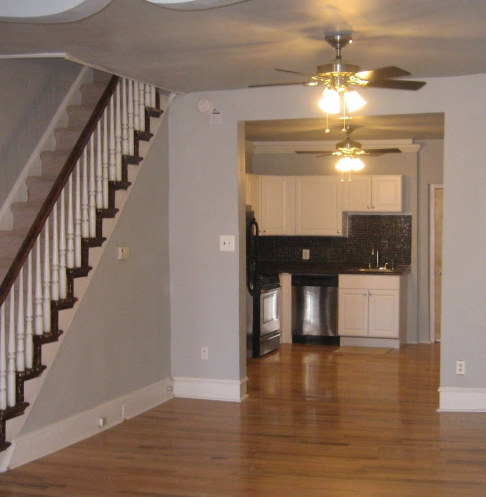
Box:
220, 235, 235, 251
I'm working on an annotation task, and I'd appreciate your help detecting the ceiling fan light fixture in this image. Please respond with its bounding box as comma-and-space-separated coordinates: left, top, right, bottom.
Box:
335, 156, 364, 172
318, 88, 340, 114
344, 90, 366, 112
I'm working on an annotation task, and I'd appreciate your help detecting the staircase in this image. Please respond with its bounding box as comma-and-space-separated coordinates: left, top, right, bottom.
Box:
0, 69, 169, 452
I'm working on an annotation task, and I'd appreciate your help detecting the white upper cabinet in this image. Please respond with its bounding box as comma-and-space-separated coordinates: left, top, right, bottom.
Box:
258, 176, 344, 236
342, 175, 403, 212
259, 176, 295, 235
295, 176, 343, 236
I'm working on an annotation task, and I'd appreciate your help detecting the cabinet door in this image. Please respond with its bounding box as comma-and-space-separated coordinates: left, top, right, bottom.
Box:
295, 176, 343, 236
368, 289, 399, 338
259, 176, 295, 235
338, 288, 368, 336
371, 176, 403, 212
341, 176, 372, 212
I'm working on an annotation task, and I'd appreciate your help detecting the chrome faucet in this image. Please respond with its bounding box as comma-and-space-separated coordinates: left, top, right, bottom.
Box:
376, 250, 380, 269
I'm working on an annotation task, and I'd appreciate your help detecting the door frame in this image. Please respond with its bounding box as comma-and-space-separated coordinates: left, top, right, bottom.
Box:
429, 184, 443, 342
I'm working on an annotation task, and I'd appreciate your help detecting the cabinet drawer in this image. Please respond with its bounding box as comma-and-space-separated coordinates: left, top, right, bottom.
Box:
339, 274, 400, 290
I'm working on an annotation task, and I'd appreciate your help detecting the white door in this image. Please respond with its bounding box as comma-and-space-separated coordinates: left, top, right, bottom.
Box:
295, 176, 342, 236
368, 289, 399, 338
259, 176, 295, 235
338, 288, 368, 336
341, 176, 371, 212
371, 176, 403, 212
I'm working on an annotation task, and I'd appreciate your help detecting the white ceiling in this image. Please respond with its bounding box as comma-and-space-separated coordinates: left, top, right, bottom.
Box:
3, 0, 479, 141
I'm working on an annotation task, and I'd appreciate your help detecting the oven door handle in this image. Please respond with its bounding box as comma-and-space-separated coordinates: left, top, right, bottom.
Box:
260, 331, 281, 342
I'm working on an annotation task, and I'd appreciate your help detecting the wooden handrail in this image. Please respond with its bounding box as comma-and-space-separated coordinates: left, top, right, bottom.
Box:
0, 75, 121, 306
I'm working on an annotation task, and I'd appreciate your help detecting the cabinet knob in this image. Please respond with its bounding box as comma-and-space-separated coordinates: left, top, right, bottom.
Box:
367, 206, 371, 209
364, 292, 367, 296
369, 292, 372, 297
337, 230, 340, 233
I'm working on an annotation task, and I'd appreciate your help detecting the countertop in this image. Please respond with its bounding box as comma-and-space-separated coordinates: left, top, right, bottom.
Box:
258, 261, 411, 276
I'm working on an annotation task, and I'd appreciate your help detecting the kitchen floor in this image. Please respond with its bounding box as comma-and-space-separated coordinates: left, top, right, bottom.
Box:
1, 343, 486, 496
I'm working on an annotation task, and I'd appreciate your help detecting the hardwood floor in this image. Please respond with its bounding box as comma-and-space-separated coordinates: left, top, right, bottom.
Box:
1, 343, 486, 496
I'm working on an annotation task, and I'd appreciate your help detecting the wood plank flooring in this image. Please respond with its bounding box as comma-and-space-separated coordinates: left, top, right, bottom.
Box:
1, 343, 486, 496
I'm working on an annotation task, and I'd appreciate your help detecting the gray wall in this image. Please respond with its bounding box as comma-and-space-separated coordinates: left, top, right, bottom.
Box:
0, 58, 82, 207
21, 115, 172, 433
167, 75, 486, 396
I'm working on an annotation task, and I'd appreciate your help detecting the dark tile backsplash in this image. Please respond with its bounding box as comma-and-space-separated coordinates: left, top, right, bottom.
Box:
258, 214, 411, 265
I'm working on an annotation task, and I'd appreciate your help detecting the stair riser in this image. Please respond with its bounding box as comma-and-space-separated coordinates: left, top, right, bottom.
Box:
54, 129, 82, 152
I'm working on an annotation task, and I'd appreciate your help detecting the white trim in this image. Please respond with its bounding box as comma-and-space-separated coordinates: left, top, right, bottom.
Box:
438, 387, 486, 412
429, 184, 443, 343
248, 139, 421, 155
1, 378, 174, 472
0, 53, 67, 59
173, 376, 248, 402
0, 66, 90, 230
340, 337, 401, 349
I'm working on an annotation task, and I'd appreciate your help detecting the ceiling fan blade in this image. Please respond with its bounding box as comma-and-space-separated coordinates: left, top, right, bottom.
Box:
295, 151, 334, 156
365, 148, 402, 156
249, 81, 308, 88
365, 79, 426, 90
275, 68, 317, 78
356, 66, 410, 81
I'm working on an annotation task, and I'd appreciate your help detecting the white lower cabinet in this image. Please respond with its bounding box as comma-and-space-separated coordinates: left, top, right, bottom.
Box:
338, 274, 407, 347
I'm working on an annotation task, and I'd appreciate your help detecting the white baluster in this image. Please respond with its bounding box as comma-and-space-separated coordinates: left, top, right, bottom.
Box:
25, 252, 34, 369
7, 289, 16, 406
133, 81, 140, 131
89, 135, 97, 238
35, 240, 43, 335
59, 190, 67, 300
67, 175, 75, 269
81, 152, 89, 239
150, 85, 156, 109
0, 305, 7, 409
74, 161, 82, 267
51, 204, 59, 302
145, 84, 151, 113
96, 123, 103, 209
122, 78, 129, 155
115, 84, 122, 181
102, 112, 109, 209
128, 79, 134, 156
16, 268, 25, 373
109, 97, 116, 181
139, 82, 145, 131
43, 219, 51, 334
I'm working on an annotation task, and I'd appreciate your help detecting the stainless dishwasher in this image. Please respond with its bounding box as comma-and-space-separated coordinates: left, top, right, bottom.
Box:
291, 274, 339, 345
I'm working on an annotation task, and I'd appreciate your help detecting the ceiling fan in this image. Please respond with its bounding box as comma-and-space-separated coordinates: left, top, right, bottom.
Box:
295, 125, 402, 158
251, 32, 426, 92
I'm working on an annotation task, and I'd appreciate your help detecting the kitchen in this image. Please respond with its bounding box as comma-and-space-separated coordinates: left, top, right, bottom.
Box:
245, 113, 444, 357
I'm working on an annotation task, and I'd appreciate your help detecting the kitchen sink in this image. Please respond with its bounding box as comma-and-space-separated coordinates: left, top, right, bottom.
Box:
356, 268, 396, 273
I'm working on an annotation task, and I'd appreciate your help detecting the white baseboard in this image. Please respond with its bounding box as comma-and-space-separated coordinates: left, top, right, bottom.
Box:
2, 378, 174, 472
438, 387, 486, 412
173, 376, 248, 402
340, 337, 400, 349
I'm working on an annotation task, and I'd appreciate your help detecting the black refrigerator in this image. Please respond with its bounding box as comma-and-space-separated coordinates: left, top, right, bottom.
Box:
246, 208, 281, 358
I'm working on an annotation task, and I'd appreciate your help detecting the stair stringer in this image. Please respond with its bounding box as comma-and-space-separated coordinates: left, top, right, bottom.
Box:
0, 92, 175, 472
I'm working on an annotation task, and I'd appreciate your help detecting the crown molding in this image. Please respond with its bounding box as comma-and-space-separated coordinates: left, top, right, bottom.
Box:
247, 140, 421, 154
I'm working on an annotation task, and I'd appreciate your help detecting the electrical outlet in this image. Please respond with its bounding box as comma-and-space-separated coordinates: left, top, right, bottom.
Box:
456, 360, 466, 375
117, 247, 130, 260
201, 347, 209, 360
302, 249, 310, 260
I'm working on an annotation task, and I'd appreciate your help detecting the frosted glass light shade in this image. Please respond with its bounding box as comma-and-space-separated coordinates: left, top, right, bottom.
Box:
318, 88, 340, 114
336, 157, 365, 172
344, 90, 366, 112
